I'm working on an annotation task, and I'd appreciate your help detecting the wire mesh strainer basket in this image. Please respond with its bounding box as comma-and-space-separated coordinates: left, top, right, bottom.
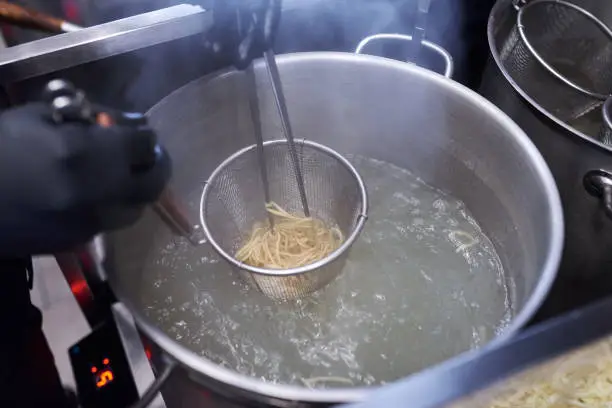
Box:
598, 97, 612, 145
200, 139, 368, 301
500, 0, 612, 121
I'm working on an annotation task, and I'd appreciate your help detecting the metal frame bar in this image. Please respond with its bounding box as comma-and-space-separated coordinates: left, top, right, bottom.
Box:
0, 4, 211, 84
113, 303, 168, 408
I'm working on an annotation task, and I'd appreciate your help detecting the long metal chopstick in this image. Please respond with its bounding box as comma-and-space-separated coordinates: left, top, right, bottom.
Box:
263, 49, 310, 217
245, 63, 275, 227
411, 0, 431, 66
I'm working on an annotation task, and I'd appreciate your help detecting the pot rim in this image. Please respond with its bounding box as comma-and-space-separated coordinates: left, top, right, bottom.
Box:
487, 0, 612, 153
112, 51, 563, 404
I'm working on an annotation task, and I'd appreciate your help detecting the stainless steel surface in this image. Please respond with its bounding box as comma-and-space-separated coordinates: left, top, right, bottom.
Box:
0, 4, 208, 84
105, 52, 562, 406
112, 303, 167, 408
481, 0, 612, 319
263, 50, 310, 216
598, 97, 612, 145
200, 139, 368, 301
355, 34, 454, 78
500, 0, 612, 121
131, 360, 176, 408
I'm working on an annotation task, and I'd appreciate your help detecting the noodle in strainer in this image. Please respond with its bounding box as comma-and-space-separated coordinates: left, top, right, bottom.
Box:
200, 139, 368, 301
235, 202, 344, 269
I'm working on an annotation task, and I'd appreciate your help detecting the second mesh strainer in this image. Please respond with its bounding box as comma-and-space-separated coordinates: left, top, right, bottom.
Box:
500, 0, 612, 121
199, 139, 368, 301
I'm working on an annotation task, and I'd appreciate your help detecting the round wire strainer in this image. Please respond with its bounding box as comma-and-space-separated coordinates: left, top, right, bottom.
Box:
501, 0, 612, 121
200, 139, 368, 301
598, 97, 612, 145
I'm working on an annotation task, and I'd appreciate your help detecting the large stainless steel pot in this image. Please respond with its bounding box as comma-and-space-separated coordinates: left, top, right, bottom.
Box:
481, 0, 612, 320
104, 52, 562, 407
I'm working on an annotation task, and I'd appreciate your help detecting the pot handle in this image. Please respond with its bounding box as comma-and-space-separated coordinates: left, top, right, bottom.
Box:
584, 170, 612, 219
129, 358, 177, 408
355, 34, 454, 79
512, 0, 528, 10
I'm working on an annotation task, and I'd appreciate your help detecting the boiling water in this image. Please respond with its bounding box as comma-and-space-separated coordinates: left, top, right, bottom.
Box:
140, 156, 513, 388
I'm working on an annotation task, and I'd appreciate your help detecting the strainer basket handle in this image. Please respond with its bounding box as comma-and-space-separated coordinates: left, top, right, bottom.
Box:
355, 34, 454, 78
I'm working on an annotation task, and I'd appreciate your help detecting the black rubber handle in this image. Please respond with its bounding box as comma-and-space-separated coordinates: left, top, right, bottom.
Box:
42, 79, 158, 172
583, 169, 612, 221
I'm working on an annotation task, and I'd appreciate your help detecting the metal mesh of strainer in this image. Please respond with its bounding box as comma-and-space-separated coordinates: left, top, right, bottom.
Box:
200, 139, 368, 301
500, 0, 612, 121
598, 97, 612, 145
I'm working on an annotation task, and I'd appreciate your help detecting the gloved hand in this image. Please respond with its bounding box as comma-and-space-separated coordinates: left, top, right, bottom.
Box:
0, 103, 171, 256
209, 0, 282, 70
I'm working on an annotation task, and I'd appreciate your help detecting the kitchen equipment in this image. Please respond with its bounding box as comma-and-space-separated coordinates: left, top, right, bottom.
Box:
203, 47, 367, 300
262, 50, 311, 216
70, 318, 140, 408
245, 64, 274, 229
200, 138, 367, 301
481, 0, 612, 319
598, 97, 612, 145
102, 52, 562, 407
343, 294, 612, 408
355, 33, 454, 78
354, 0, 454, 80
499, 0, 612, 121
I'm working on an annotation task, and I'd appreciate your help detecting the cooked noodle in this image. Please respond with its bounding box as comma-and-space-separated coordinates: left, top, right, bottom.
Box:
451, 337, 612, 408
235, 202, 344, 269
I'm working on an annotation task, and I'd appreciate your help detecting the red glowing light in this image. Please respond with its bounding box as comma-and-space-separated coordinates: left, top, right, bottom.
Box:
62, 0, 81, 23
70, 280, 89, 296
145, 348, 152, 360
96, 370, 114, 388
103, 358, 109, 365
91, 367, 97, 374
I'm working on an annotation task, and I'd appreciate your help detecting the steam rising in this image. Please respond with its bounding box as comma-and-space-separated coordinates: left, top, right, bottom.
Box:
64, 0, 494, 110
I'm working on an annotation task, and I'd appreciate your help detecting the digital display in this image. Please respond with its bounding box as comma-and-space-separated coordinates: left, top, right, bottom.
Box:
69, 321, 138, 408
96, 369, 114, 388
91, 357, 114, 389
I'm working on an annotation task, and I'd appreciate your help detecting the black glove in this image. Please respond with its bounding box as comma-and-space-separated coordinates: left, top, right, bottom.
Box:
209, 0, 282, 69
0, 103, 171, 256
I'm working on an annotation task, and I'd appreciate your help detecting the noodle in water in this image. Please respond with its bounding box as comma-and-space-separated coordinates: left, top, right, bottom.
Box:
235, 202, 344, 269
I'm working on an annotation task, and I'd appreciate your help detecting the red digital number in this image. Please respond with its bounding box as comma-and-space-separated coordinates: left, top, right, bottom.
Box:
96, 370, 114, 388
